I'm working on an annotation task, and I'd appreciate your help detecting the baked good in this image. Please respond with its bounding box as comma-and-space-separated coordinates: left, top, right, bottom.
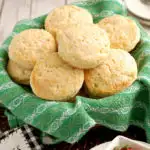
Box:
7, 60, 32, 85
57, 24, 110, 69
84, 49, 137, 97
97, 15, 140, 52
8, 29, 56, 70
45, 5, 93, 37
30, 53, 84, 101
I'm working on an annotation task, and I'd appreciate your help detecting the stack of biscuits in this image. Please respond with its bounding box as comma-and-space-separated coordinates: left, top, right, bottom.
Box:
7, 5, 140, 101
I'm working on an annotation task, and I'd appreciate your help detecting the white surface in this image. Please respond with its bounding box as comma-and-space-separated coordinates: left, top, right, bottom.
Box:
31, 0, 65, 18
0, 0, 149, 44
91, 136, 150, 150
0, 0, 68, 44
0, 0, 31, 43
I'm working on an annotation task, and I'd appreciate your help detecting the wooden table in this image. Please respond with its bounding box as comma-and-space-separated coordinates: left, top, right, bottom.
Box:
0, 0, 75, 44
0, 0, 149, 44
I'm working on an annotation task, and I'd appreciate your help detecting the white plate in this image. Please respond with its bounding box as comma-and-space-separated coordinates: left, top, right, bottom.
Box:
125, 0, 150, 20
91, 136, 150, 150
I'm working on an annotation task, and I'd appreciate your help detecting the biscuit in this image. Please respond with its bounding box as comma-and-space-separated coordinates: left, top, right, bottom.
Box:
30, 53, 84, 101
7, 60, 32, 85
84, 49, 137, 97
57, 24, 110, 69
8, 29, 56, 70
45, 5, 93, 37
97, 15, 140, 52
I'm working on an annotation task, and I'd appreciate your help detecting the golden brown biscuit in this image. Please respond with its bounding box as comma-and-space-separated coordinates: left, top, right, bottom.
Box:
9, 29, 56, 70
7, 60, 32, 85
84, 49, 137, 97
97, 15, 140, 52
30, 53, 84, 101
57, 24, 110, 69
45, 5, 93, 37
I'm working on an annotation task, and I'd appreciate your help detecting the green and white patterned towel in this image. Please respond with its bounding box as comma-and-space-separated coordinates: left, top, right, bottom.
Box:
1, 0, 150, 144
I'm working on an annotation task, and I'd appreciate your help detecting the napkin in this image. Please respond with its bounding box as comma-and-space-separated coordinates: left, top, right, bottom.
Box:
0, 125, 43, 150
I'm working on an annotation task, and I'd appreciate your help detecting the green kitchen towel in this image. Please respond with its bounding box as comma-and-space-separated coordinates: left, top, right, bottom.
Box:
1, 0, 150, 144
